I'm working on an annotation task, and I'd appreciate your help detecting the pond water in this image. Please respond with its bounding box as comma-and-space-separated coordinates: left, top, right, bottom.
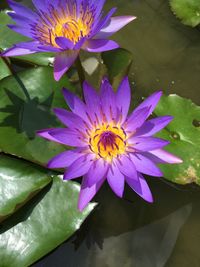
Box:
1, 0, 200, 266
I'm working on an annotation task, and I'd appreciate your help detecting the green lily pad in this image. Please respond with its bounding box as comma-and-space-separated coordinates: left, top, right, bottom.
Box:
0, 155, 51, 221
0, 57, 11, 80
170, 0, 200, 27
0, 66, 75, 165
0, 176, 96, 267
0, 10, 54, 66
101, 48, 133, 89
154, 94, 200, 185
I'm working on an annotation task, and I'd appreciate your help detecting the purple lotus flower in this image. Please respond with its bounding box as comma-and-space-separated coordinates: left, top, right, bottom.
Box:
37, 77, 182, 211
2, 0, 135, 81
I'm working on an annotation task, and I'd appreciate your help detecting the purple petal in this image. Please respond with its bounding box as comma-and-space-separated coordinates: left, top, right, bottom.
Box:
86, 159, 108, 187
7, 0, 37, 21
15, 41, 60, 53
149, 149, 183, 164
37, 128, 61, 143
135, 116, 173, 137
116, 77, 131, 124
95, 16, 136, 39
100, 77, 117, 122
129, 136, 170, 151
83, 81, 101, 122
130, 153, 163, 177
125, 107, 150, 132
78, 175, 105, 211
62, 88, 91, 125
54, 51, 79, 81
7, 24, 33, 38
55, 37, 74, 50
92, 0, 106, 20
1, 46, 36, 57
74, 38, 86, 50
107, 163, 125, 197
32, 0, 48, 12
15, 41, 44, 52
47, 150, 84, 169
37, 45, 61, 52
92, 7, 117, 36
49, 128, 87, 147
64, 154, 94, 180
8, 12, 36, 26
134, 91, 163, 117
126, 173, 153, 203
117, 155, 138, 180
53, 108, 87, 131
83, 39, 119, 53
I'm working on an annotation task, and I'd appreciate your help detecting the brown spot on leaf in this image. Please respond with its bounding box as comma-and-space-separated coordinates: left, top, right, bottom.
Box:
176, 166, 198, 184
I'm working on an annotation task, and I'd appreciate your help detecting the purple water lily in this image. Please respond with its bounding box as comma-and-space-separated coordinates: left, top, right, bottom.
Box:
2, 0, 135, 81
37, 77, 182, 211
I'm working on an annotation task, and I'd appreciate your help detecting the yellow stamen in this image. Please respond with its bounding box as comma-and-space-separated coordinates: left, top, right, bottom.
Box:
89, 124, 127, 162
37, 5, 94, 47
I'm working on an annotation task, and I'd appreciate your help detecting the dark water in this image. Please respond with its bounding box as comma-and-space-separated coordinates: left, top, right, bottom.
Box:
1, 0, 200, 266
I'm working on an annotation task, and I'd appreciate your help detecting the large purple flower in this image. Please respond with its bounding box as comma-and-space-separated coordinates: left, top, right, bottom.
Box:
2, 0, 135, 81
37, 77, 182, 211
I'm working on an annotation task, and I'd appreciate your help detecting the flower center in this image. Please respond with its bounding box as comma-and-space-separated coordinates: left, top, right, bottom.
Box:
52, 17, 91, 44
36, 6, 94, 46
89, 125, 127, 162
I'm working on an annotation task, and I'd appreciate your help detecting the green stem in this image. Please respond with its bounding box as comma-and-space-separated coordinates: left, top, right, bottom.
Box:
75, 56, 85, 95
1, 56, 31, 101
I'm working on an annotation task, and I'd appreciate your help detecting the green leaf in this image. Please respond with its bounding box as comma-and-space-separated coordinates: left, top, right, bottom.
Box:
0, 155, 51, 220
0, 66, 76, 166
154, 94, 200, 185
101, 48, 133, 89
170, 0, 200, 27
0, 10, 54, 66
0, 177, 96, 267
0, 58, 11, 80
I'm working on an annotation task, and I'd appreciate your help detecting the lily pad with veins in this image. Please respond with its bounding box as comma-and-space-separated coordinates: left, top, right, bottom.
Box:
170, 0, 200, 27
154, 94, 200, 185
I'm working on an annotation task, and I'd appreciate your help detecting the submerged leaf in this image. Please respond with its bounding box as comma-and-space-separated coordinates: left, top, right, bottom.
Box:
170, 0, 200, 27
102, 48, 133, 89
0, 177, 96, 267
154, 94, 200, 185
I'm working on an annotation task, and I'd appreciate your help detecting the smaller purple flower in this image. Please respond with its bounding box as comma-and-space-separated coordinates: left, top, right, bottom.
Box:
37, 77, 182, 211
2, 0, 136, 81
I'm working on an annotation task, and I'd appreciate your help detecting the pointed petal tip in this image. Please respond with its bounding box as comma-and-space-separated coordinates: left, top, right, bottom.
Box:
154, 90, 163, 99
146, 195, 154, 203
174, 157, 183, 164
78, 200, 87, 212
148, 90, 163, 100
165, 115, 174, 120
46, 160, 55, 169
62, 87, 68, 94
126, 15, 137, 23
53, 71, 61, 81
36, 129, 48, 137
101, 76, 110, 86
52, 107, 59, 113
83, 80, 91, 89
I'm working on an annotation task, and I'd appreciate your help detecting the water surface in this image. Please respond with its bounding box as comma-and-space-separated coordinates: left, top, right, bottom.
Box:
1, 0, 200, 266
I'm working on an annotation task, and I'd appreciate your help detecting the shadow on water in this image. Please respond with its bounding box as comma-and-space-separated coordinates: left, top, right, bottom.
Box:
32, 178, 200, 267
0, 73, 58, 139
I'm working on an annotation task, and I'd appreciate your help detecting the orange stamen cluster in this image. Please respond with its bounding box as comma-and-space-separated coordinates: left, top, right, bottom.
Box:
36, 4, 94, 46
89, 124, 127, 162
